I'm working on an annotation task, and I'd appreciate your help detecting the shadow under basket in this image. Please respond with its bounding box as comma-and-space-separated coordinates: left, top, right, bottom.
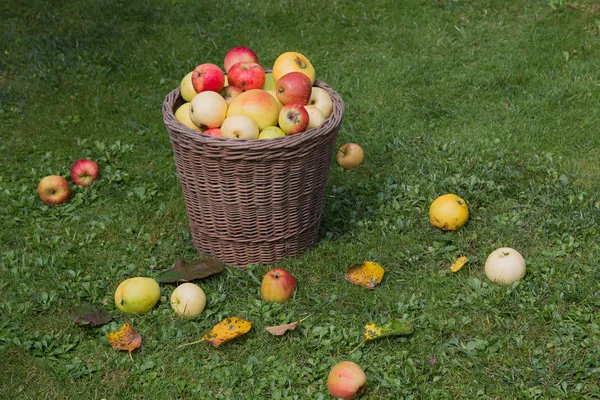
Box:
162, 80, 345, 266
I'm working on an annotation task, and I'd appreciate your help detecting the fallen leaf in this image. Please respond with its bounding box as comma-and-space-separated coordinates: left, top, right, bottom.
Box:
155, 258, 224, 283
108, 323, 142, 361
450, 256, 468, 273
70, 303, 112, 327
181, 317, 251, 348
344, 261, 385, 288
265, 315, 311, 336
364, 318, 414, 341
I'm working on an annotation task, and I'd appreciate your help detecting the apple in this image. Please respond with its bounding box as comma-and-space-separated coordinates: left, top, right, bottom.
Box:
114, 277, 161, 314
220, 114, 259, 139
262, 72, 276, 91
180, 71, 197, 102
258, 126, 286, 140
175, 102, 203, 132
227, 89, 279, 131
189, 91, 228, 129
70, 159, 100, 187
204, 127, 222, 137
220, 85, 243, 106
227, 61, 266, 91
485, 247, 526, 285
336, 143, 364, 170
308, 86, 333, 118
170, 282, 207, 318
275, 71, 312, 105
38, 175, 71, 204
327, 361, 367, 400
191, 63, 225, 93
272, 51, 315, 84
261, 268, 297, 302
223, 46, 259, 73
278, 103, 309, 135
266, 90, 283, 111
304, 105, 326, 129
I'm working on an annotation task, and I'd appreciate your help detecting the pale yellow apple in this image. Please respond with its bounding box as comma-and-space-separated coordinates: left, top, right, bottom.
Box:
308, 87, 333, 118
227, 89, 279, 131
180, 71, 197, 102
175, 102, 203, 132
170, 283, 206, 318
114, 277, 161, 314
190, 91, 228, 129
266, 90, 283, 112
262, 72, 276, 91
272, 52, 315, 84
220, 114, 259, 139
258, 126, 286, 139
304, 105, 326, 129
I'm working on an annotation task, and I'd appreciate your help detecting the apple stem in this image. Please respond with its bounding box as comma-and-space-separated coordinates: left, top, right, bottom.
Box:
337, 148, 346, 155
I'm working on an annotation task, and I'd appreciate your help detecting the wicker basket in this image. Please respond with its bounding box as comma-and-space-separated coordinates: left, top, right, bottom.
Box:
162, 80, 344, 265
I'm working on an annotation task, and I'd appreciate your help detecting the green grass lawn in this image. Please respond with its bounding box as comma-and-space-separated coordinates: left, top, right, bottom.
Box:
2, 0, 600, 398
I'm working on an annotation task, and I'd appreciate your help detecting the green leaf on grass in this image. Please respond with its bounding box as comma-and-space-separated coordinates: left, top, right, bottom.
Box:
70, 303, 112, 327
364, 318, 414, 341
155, 258, 224, 283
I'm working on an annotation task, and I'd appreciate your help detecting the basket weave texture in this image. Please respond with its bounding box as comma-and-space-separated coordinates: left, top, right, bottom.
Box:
162, 80, 345, 265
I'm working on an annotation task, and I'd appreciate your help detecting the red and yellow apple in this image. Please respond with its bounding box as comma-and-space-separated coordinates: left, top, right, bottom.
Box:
220, 114, 259, 139
175, 102, 203, 132
189, 91, 228, 129
70, 159, 100, 187
336, 143, 364, 170
261, 268, 297, 302
278, 103, 309, 135
38, 175, 71, 204
272, 51, 316, 84
191, 63, 225, 93
223, 46, 259, 73
276, 71, 312, 105
327, 361, 367, 400
309, 86, 333, 118
227, 61, 266, 91
227, 89, 279, 131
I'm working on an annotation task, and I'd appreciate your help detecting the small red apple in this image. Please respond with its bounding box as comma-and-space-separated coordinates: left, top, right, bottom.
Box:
204, 128, 222, 137
70, 159, 100, 187
278, 103, 309, 135
336, 143, 364, 170
191, 63, 225, 93
261, 268, 297, 302
327, 361, 367, 400
275, 71, 312, 105
227, 62, 266, 91
38, 175, 71, 204
223, 46, 259, 73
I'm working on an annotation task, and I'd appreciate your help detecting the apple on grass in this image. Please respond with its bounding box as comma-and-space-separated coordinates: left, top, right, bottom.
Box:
258, 126, 286, 140
227, 89, 280, 131
191, 63, 225, 93
327, 361, 367, 400
220, 114, 259, 139
275, 71, 312, 105
189, 91, 228, 130
485, 247, 526, 285
180, 71, 197, 102
227, 61, 266, 91
272, 51, 316, 84
114, 277, 161, 315
337, 143, 364, 170
309, 86, 334, 118
223, 46, 259, 73
304, 105, 326, 129
278, 103, 309, 135
170, 283, 206, 318
261, 268, 297, 302
175, 102, 203, 132
38, 175, 71, 204
220, 85, 243, 106
70, 159, 99, 187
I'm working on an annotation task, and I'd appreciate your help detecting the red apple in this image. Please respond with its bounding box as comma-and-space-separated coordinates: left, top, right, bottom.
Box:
227, 62, 266, 91
204, 128, 222, 137
261, 268, 297, 302
327, 361, 367, 400
223, 46, 259, 73
336, 143, 364, 170
70, 159, 100, 187
278, 103, 309, 135
38, 175, 71, 204
191, 63, 225, 93
275, 71, 312, 105
220, 85, 243, 106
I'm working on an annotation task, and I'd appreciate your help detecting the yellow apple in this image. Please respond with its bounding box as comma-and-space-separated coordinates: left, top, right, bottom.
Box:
175, 102, 203, 132
170, 283, 206, 318
308, 86, 333, 118
227, 89, 279, 131
258, 126, 286, 139
220, 114, 259, 139
266, 90, 283, 111
180, 71, 197, 102
304, 105, 326, 129
189, 91, 228, 129
114, 277, 161, 314
272, 52, 315, 84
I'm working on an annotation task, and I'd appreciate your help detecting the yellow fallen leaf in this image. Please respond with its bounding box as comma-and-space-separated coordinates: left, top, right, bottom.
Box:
344, 261, 384, 288
450, 256, 468, 272
201, 317, 252, 347
364, 319, 414, 341
108, 323, 142, 361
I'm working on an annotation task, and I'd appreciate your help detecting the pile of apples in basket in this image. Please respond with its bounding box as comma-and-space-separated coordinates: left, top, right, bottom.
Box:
175, 46, 364, 170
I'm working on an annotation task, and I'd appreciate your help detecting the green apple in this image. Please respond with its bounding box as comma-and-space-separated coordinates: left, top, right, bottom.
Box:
180, 71, 197, 102
258, 126, 286, 139
262, 72, 276, 91
114, 277, 161, 314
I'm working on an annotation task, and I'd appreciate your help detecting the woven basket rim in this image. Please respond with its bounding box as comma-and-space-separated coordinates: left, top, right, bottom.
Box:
162, 79, 345, 151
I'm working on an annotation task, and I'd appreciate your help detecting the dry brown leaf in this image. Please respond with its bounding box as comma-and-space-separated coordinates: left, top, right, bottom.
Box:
201, 317, 252, 347
265, 315, 311, 336
108, 323, 141, 361
344, 261, 385, 288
